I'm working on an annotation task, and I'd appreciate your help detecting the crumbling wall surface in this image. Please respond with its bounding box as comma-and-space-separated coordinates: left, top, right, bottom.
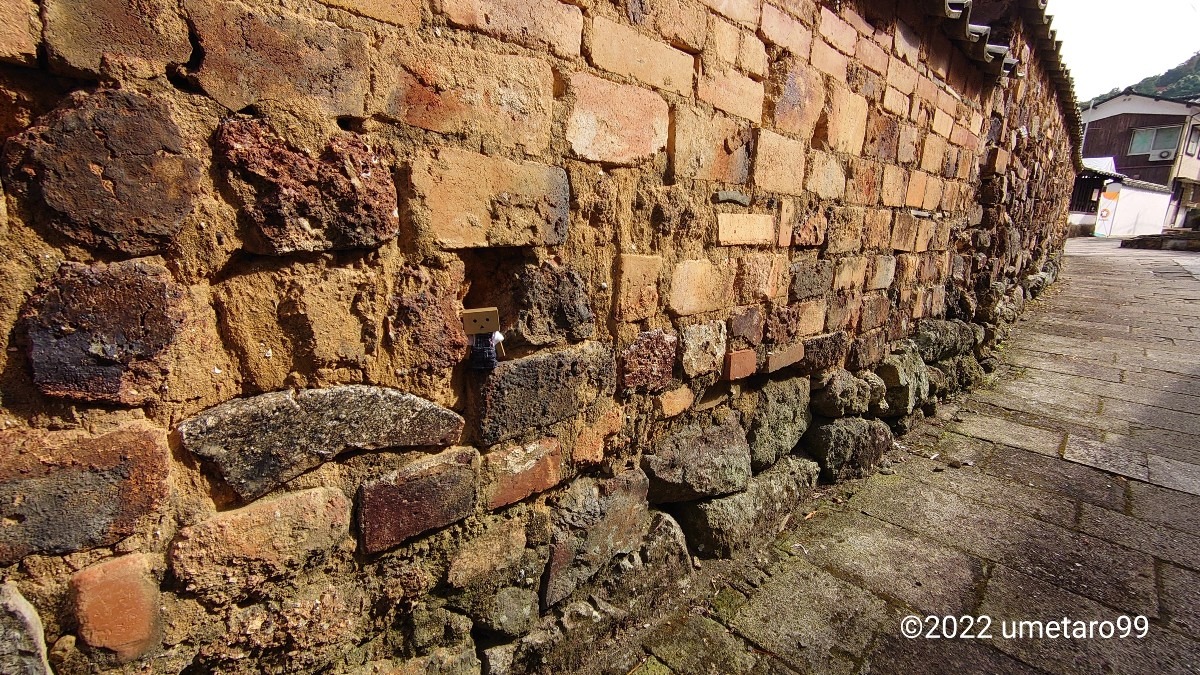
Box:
0, 0, 1076, 672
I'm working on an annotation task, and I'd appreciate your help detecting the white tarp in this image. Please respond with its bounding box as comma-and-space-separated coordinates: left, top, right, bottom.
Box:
1093, 182, 1170, 237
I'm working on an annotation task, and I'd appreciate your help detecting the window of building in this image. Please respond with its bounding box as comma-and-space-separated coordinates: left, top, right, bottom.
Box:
1129, 125, 1183, 155
1187, 126, 1200, 156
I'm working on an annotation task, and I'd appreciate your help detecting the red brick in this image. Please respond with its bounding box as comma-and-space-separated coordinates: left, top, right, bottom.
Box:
917, 76, 939, 106
483, 438, 566, 509
718, 213, 776, 245
567, 72, 668, 165
951, 123, 978, 151
818, 6, 856, 55
376, 44, 553, 152
441, 0, 583, 57
759, 3, 811, 56
857, 36, 888, 74
615, 254, 664, 322
672, 106, 753, 183
932, 108, 954, 138
669, 259, 736, 316
805, 151, 846, 200
590, 17, 695, 95
411, 148, 568, 249
699, 0, 761, 27
881, 164, 907, 207
886, 56, 918, 95
71, 554, 161, 663
319, 0, 419, 26
724, 349, 758, 380
811, 39, 847, 80
754, 129, 808, 195
699, 69, 765, 121
774, 60, 825, 139
358, 449, 478, 553
574, 406, 625, 464
833, 256, 867, 291
0, 0, 38, 65
656, 386, 694, 417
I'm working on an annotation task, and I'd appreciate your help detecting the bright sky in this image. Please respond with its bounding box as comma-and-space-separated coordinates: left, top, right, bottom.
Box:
1049, 0, 1200, 101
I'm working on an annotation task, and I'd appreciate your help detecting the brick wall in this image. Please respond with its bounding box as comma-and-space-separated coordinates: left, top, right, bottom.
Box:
0, 0, 1076, 672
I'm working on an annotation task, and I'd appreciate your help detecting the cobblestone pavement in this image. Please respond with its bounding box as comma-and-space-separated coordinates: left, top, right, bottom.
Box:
597, 239, 1200, 674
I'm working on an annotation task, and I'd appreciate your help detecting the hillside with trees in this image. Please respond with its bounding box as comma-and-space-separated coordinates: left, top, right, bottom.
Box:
1084, 51, 1200, 107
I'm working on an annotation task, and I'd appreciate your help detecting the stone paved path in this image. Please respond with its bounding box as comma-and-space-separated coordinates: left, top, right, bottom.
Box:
593, 239, 1200, 675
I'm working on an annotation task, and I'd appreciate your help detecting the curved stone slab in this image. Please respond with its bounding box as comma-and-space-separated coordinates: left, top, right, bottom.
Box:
178, 386, 464, 500
0, 583, 52, 675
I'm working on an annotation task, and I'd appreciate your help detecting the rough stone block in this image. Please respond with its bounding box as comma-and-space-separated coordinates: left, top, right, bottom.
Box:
0, 426, 168, 565
875, 340, 930, 416
482, 438, 566, 509
44, 0, 190, 77
620, 330, 678, 392
798, 331, 851, 373
643, 415, 752, 502
774, 60, 824, 140
511, 261, 595, 347
657, 386, 695, 417
441, 0, 583, 57
590, 17, 694, 95
675, 455, 819, 557
747, 376, 811, 470
806, 151, 846, 200
0, 583, 51, 674
411, 147, 569, 249
681, 321, 728, 377
447, 519, 527, 589
2, 90, 201, 255
474, 342, 614, 446
718, 213, 776, 245
374, 43, 553, 152
790, 259, 834, 301
189, 0, 370, 115
71, 554, 161, 663
179, 386, 464, 501
0, 0, 38, 65
217, 118, 399, 254
724, 349, 758, 380
753, 129, 808, 195
568, 72, 669, 165
802, 417, 892, 482
810, 369, 869, 417
671, 106, 754, 183
545, 469, 649, 606
358, 448, 478, 554
171, 487, 351, 602
615, 254, 664, 322
698, 69, 764, 122
668, 259, 737, 316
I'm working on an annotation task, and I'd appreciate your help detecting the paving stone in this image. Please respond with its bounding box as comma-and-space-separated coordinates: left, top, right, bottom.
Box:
860, 631, 1041, 675
179, 386, 465, 501
1129, 481, 1200, 537
896, 456, 1077, 529
950, 413, 1065, 457
1062, 434, 1148, 481
0, 583, 52, 675
1147, 454, 1200, 497
644, 614, 757, 674
1077, 502, 1200, 570
1161, 564, 1200, 640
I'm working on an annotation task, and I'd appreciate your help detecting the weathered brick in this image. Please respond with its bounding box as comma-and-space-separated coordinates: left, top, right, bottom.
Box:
567, 72, 669, 165
358, 449, 478, 554
811, 39, 847, 80
818, 6, 856, 55
882, 86, 909, 116
374, 43, 553, 152
778, 197, 796, 246
915, 219, 937, 253
636, 0, 708, 51
189, 0, 370, 116
718, 213, 776, 245
590, 17, 695, 95
656, 386, 695, 417
753, 129, 808, 195
864, 111, 899, 162
179, 386, 464, 501
473, 342, 614, 446
573, 405, 625, 464
0, 425, 168, 565
441, 0, 583, 57
932, 108, 954, 138
447, 519, 526, 589
759, 3, 811, 55
793, 210, 827, 246
71, 554, 161, 663
858, 291, 889, 330
857, 35, 887, 74
790, 258, 833, 299
699, 0, 761, 27
805, 151, 846, 200
894, 20, 919, 65
898, 123, 920, 164
620, 329, 678, 392
863, 209, 893, 250
848, 328, 888, 370
171, 488, 351, 602
823, 85, 868, 155
867, 255, 896, 290
891, 212, 919, 252
0, 0, 38, 65
724, 349, 758, 380
615, 254, 663, 322
798, 331, 850, 373
982, 146, 1010, 176
845, 158, 880, 205
729, 305, 765, 345
773, 59, 825, 139
217, 119, 400, 254
699, 69, 765, 122
482, 438, 566, 509
833, 256, 868, 291
739, 33, 768, 78
736, 253, 789, 302
768, 299, 827, 341
710, 17, 741, 65
904, 170, 928, 208
681, 321, 728, 377
319, 0, 420, 25
921, 133, 948, 173
886, 56, 918, 94
880, 166, 907, 207
2, 90, 202, 255
668, 259, 737, 316
411, 147, 569, 249
672, 106, 754, 183
922, 175, 944, 212
824, 207, 864, 254
766, 341, 805, 372
933, 220, 952, 250
44, 0, 190, 77
824, 291, 862, 332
